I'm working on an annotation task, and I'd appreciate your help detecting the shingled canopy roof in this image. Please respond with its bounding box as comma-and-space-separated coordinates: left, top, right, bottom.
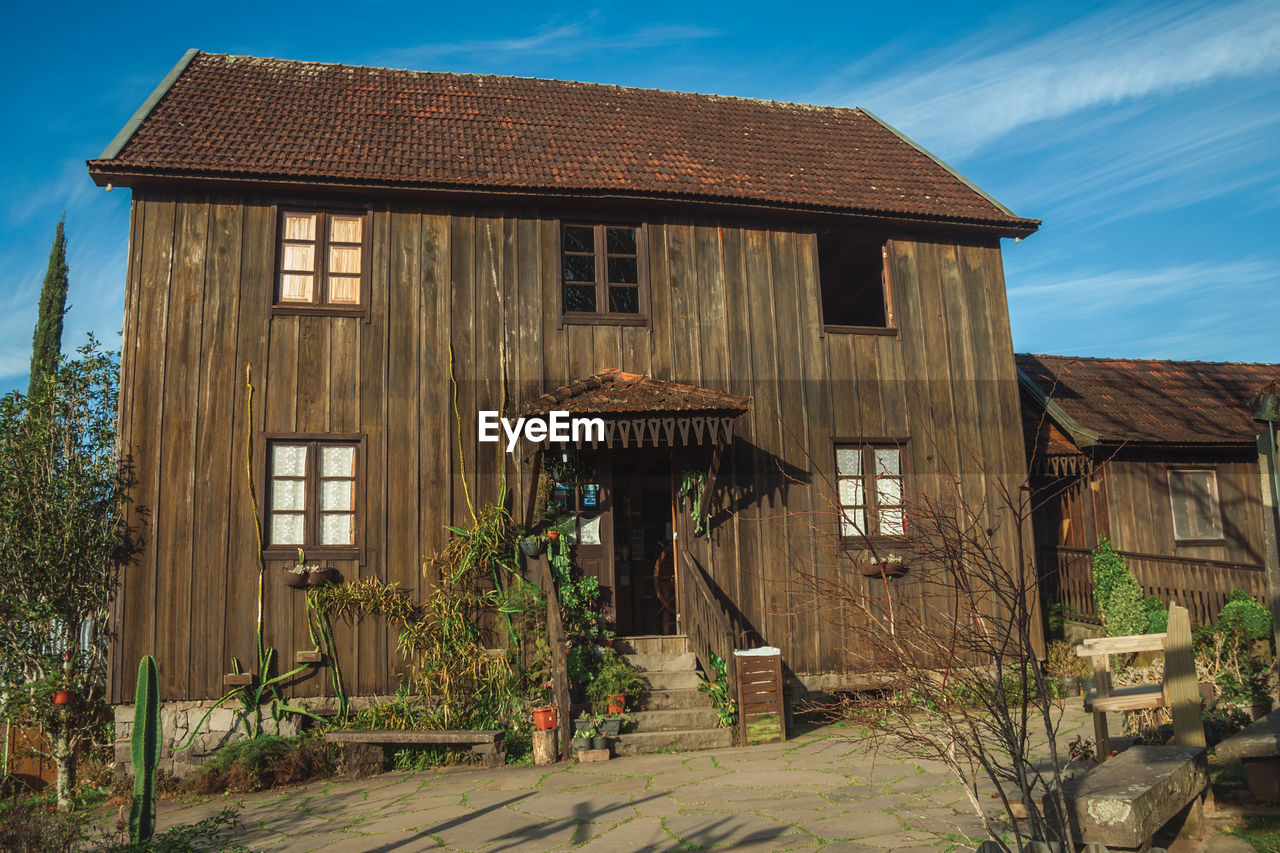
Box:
520, 369, 750, 417
1016, 354, 1278, 448
88, 51, 1038, 236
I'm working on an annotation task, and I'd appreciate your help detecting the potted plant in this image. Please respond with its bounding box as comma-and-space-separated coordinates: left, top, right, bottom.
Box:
532, 705, 558, 731
858, 554, 907, 578
519, 535, 544, 557
52, 689, 75, 706
572, 720, 596, 752
587, 648, 647, 715
283, 565, 309, 588
307, 566, 338, 586
597, 713, 625, 738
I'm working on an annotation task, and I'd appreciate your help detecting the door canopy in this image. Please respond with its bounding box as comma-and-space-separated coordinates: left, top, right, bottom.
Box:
519, 369, 751, 449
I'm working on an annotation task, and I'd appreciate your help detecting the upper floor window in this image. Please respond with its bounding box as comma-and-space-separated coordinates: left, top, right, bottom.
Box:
818, 233, 894, 333
1168, 468, 1223, 542
561, 223, 647, 325
836, 443, 905, 540
265, 436, 363, 557
276, 209, 367, 311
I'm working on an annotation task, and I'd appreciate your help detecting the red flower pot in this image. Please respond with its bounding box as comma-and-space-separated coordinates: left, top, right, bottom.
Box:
547, 531, 560, 544
532, 706, 558, 731
607, 693, 626, 715
52, 690, 74, 706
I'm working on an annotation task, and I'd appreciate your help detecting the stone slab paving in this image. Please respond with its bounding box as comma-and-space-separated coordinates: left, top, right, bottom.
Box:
119, 705, 1247, 852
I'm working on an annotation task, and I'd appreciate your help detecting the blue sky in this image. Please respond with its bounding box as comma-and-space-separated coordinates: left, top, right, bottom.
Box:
2, 0, 1277, 393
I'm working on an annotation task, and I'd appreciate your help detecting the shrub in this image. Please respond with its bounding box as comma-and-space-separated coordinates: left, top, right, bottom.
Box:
1091, 538, 1128, 616
1218, 590, 1272, 649
1143, 596, 1169, 634
0, 799, 89, 852
1104, 573, 1148, 637
187, 735, 332, 794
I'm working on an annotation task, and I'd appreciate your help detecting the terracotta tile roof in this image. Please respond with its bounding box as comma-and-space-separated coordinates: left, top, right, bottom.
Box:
89, 51, 1038, 234
1016, 354, 1279, 447
519, 369, 751, 416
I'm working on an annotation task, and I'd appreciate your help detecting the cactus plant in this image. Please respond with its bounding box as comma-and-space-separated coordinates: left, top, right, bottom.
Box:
129, 655, 161, 844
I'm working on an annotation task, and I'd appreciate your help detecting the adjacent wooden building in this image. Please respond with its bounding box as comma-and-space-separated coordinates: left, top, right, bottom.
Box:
1019, 354, 1280, 626
89, 50, 1040, 705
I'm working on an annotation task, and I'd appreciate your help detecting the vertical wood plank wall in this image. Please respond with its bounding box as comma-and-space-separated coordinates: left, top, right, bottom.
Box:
111, 193, 1030, 702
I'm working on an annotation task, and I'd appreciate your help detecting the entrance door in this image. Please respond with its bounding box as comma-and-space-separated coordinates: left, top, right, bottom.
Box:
611, 449, 678, 636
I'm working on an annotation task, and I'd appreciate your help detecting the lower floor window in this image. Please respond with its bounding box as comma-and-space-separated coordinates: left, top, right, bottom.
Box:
268, 437, 361, 552
835, 443, 905, 540
1168, 468, 1223, 541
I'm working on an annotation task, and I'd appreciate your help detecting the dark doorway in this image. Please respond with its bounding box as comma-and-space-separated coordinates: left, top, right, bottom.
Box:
611, 448, 678, 636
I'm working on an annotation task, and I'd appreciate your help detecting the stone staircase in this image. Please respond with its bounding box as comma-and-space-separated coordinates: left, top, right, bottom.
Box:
613, 635, 733, 756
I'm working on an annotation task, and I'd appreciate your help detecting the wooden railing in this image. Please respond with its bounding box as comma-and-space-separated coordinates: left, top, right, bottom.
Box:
1043, 545, 1268, 626
679, 551, 739, 710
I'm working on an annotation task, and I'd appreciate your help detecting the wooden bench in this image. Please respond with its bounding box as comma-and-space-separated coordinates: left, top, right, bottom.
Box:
324, 730, 505, 777
1214, 709, 1280, 803
1062, 604, 1210, 849
1075, 603, 1205, 759
1058, 744, 1208, 850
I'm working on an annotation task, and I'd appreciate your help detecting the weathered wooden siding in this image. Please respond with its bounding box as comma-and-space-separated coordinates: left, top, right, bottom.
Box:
112, 194, 1030, 701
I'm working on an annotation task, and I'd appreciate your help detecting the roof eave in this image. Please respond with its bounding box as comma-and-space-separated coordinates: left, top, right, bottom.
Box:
84, 166, 1041, 238
97, 49, 199, 161
1016, 368, 1101, 449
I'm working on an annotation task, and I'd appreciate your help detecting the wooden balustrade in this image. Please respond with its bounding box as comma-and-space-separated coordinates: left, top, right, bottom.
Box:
1043, 545, 1267, 626
679, 551, 739, 711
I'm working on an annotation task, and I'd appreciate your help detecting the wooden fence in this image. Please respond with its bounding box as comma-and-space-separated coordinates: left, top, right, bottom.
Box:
1043, 545, 1268, 627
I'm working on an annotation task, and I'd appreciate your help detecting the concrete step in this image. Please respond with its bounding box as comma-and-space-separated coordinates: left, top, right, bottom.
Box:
639, 669, 703, 691
637, 688, 713, 711
615, 635, 690, 656
613, 726, 733, 756
629, 708, 721, 732
625, 652, 697, 672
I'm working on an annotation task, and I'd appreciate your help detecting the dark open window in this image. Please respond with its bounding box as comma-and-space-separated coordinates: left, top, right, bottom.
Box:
1168, 468, 1224, 543
835, 443, 905, 541
561, 223, 647, 324
818, 233, 894, 332
274, 208, 369, 314
264, 435, 363, 558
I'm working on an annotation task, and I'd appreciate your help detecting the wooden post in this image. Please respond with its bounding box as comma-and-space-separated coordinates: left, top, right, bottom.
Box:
1165, 604, 1206, 749
532, 729, 558, 766
538, 556, 573, 752
1258, 431, 1280, 655
1091, 653, 1112, 760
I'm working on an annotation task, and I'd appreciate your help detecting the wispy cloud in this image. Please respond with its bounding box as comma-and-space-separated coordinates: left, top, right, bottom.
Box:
1007, 257, 1280, 359
376, 21, 719, 67
834, 0, 1280, 158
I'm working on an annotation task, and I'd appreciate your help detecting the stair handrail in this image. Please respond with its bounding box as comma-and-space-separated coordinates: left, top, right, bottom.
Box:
679, 550, 739, 713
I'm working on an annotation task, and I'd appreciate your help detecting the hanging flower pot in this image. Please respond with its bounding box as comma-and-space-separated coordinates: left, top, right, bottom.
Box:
858, 559, 907, 578
52, 690, 75, 706
307, 567, 338, 586
282, 566, 308, 588
547, 531, 560, 544
520, 536, 544, 558
532, 706, 558, 731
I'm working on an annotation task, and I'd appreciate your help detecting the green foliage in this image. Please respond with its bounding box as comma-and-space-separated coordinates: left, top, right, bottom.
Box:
678, 469, 708, 536
130, 656, 161, 844
188, 735, 331, 794
697, 651, 737, 728
0, 797, 89, 852
1143, 596, 1169, 634
1218, 590, 1271, 647
1045, 641, 1088, 680
29, 217, 69, 396
0, 341, 126, 806
1091, 539, 1159, 637
586, 648, 646, 713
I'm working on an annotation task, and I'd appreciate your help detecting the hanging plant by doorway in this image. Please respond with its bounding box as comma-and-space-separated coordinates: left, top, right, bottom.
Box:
679, 469, 708, 537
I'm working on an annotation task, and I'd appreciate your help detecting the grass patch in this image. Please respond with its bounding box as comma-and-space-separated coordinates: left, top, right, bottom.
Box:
1223, 813, 1280, 853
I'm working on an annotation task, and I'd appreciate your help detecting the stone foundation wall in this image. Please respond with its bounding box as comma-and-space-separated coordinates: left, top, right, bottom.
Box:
112, 701, 303, 779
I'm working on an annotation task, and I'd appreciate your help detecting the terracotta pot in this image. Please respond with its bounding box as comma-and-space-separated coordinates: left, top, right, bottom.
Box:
607, 693, 626, 715
282, 567, 308, 588
858, 562, 907, 578
307, 567, 337, 586
547, 531, 560, 544
532, 706, 558, 731
52, 690, 74, 706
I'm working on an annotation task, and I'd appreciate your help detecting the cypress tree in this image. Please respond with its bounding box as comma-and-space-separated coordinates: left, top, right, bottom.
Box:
29, 216, 70, 396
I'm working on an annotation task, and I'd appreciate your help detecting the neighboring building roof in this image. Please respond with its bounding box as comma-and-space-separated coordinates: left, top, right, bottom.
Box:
1016, 354, 1279, 448
88, 51, 1039, 236
520, 369, 751, 417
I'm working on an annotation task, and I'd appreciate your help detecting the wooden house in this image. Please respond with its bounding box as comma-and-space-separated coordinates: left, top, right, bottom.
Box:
88, 50, 1040, 715
1018, 354, 1280, 627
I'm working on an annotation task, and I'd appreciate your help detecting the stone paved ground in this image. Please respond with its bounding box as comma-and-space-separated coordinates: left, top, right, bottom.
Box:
128, 706, 1224, 852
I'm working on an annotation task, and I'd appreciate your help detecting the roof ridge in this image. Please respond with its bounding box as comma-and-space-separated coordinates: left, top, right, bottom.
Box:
198, 50, 873, 117
1017, 353, 1279, 369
